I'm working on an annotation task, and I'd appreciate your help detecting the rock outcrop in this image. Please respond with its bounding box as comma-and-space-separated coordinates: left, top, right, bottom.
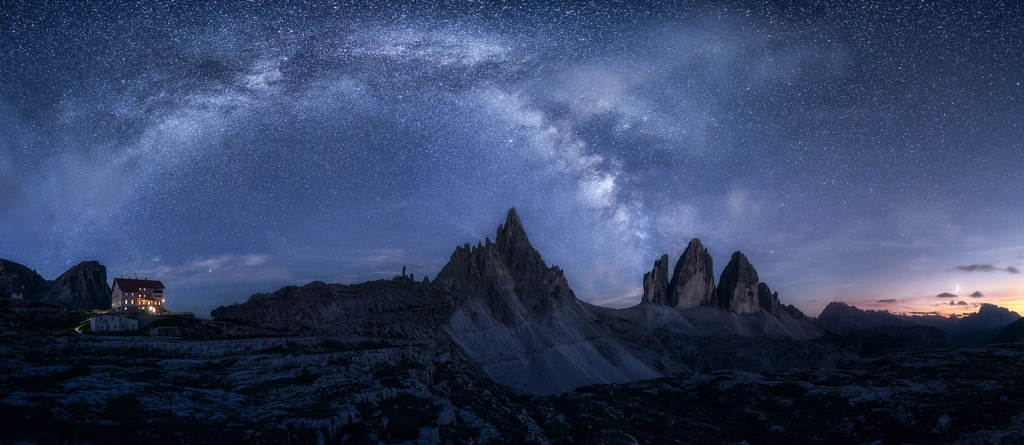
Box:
41, 261, 111, 310
433, 208, 576, 325
667, 239, 715, 308
782, 304, 808, 320
0, 258, 48, 299
434, 208, 661, 395
715, 252, 760, 313
757, 282, 782, 316
640, 254, 670, 305
2, 258, 111, 309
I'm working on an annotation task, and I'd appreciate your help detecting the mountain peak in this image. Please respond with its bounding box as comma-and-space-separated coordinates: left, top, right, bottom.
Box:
716, 251, 760, 313
667, 238, 716, 308
433, 208, 575, 325
41, 260, 111, 310
496, 207, 532, 255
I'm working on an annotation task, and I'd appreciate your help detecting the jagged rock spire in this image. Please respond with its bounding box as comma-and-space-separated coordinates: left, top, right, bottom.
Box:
496, 207, 539, 271
668, 238, 716, 308
716, 251, 760, 314
641, 254, 670, 305
433, 208, 576, 325
758, 282, 782, 316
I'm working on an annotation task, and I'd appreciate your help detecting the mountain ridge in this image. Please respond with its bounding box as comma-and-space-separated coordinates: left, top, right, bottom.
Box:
0, 259, 111, 310
212, 207, 831, 395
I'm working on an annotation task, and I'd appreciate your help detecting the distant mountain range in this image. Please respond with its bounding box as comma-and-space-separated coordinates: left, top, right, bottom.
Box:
815, 301, 1021, 348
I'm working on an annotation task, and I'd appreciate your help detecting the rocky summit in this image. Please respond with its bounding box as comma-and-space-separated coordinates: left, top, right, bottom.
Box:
668, 238, 716, 308
757, 282, 782, 316
716, 251, 761, 313
40, 261, 111, 310
433, 208, 577, 324
0, 259, 110, 309
640, 254, 670, 305
433, 208, 661, 395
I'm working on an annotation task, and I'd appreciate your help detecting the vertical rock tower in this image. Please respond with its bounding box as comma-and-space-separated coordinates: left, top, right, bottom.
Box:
668, 238, 716, 308
715, 251, 761, 314
640, 254, 670, 305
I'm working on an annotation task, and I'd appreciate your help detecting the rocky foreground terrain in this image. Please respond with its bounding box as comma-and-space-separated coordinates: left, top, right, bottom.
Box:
3, 209, 1024, 444
2, 303, 1024, 444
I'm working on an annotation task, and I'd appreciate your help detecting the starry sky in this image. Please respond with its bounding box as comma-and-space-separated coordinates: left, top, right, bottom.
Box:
2, 1, 1023, 318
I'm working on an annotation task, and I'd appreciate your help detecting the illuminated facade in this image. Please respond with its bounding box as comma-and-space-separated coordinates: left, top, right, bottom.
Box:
90, 314, 138, 332
112, 278, 166, 312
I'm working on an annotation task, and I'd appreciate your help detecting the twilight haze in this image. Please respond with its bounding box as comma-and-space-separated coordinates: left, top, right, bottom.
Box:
1, 1, 1022, 318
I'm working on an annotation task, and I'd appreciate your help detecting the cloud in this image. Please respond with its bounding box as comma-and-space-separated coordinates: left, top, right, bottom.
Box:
970, 291, 984, 298
951, 264, 998, 272
950, 264, 1019, 274
133, 254, 292, 287
937, 292, 957, 299
347, 28, 514, 68
958, 301, 968, 306
877, 299, 897, 303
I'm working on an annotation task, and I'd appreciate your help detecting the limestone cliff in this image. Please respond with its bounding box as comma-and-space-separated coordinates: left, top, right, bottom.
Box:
715, 251, 760, 314
640, 254, 670, 305
667, 238, 716, 308
41, 261, 111, 310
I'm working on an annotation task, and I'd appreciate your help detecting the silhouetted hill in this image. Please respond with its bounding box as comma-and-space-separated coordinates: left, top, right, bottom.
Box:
0, 259, 110, 309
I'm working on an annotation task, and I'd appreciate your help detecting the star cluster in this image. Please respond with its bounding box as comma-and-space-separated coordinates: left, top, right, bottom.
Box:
2, 0, 1023, 317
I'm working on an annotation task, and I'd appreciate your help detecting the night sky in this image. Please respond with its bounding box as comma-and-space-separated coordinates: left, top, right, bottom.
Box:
2, 1, 1023, 318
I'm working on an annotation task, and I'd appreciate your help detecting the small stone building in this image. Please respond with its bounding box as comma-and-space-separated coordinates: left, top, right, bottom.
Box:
90, 315, 139, 332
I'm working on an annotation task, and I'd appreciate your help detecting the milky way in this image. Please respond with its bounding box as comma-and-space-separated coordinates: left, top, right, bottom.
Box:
2, 1, 1023, 317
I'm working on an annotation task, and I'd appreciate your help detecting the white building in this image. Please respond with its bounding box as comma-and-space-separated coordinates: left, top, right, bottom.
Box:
11, 285, 25, 299
90, 315, 138, 332
111, 278, 166, 312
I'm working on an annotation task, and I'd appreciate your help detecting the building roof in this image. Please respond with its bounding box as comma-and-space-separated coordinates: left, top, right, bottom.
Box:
113, 278, 165, 293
